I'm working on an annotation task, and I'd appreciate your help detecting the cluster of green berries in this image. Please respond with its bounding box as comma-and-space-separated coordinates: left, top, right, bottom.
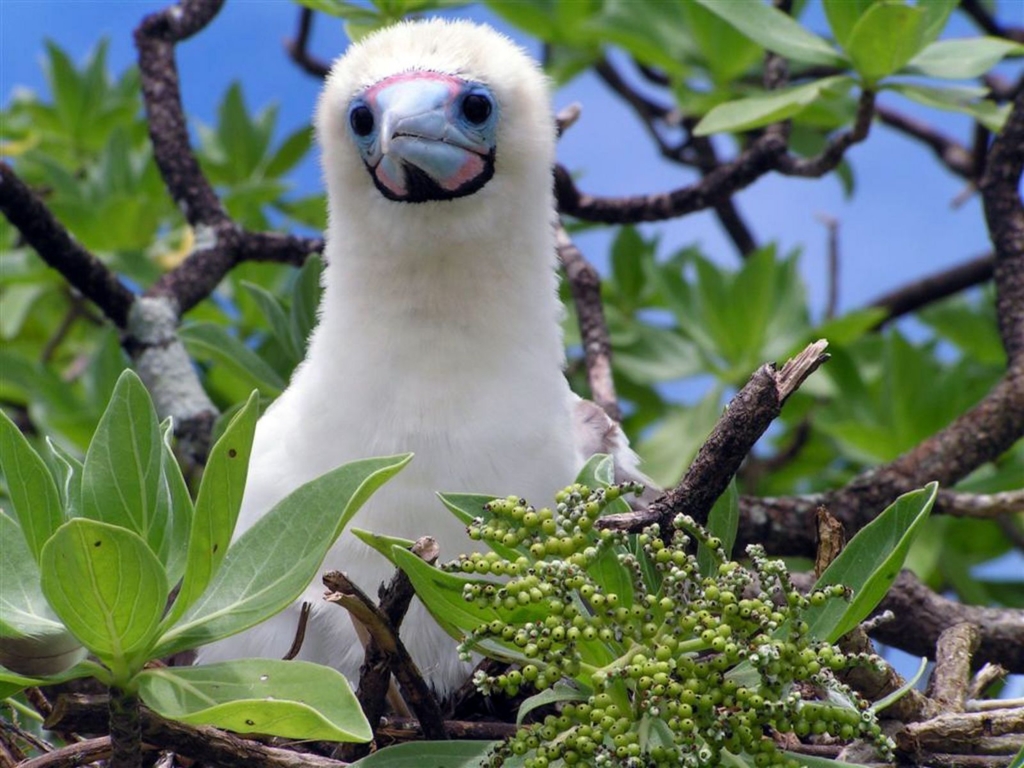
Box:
445, 482, 895, 768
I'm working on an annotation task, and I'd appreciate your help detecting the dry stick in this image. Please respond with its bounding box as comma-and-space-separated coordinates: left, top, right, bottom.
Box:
896, 707, 1024, 758
868, 253, 995, 330
556, 225, 621, 422
968, 663, 1008, 700
928, 623, 980, 714
17, 737, 110, 768
282, 601, 312, 661
43, 694, 348, 768
322, 569, 446, 742
600, 340, 829, 535
0, 162, 134, 327
816, 213, 840, 319
333, 538, 440, 761
939, 488, 1024, 518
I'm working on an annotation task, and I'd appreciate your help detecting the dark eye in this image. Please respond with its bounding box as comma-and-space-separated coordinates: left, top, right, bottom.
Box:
350, 105, 374, 137
461, 93, 492, 125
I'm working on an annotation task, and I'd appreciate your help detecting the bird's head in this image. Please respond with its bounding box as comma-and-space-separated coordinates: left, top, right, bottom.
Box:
317, 19, 554, 218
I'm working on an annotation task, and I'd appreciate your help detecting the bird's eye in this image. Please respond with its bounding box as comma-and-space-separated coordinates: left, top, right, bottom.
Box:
461, 93, 492, 125
350, 105, 375, 137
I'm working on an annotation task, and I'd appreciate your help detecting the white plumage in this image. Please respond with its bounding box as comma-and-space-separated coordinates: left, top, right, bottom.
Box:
198, 19, 645, 696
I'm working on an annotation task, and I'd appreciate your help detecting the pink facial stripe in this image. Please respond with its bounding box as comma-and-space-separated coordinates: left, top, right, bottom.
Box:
375, 162, 406, 196
439, 154, 486, 192
365, 71, 464, 102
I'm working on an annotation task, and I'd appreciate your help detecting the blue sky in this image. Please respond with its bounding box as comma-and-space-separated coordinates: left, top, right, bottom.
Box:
1, 0, 1011, 321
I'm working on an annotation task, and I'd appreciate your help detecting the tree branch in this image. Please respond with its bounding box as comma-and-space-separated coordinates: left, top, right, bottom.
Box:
600, 340, 829, 534
959, 0, 1024, 44
0, 162, 135, 328
286, 7, 331, 79
556, 224, 620, 421
868, 253, 995, 329
876, 104, 975, 180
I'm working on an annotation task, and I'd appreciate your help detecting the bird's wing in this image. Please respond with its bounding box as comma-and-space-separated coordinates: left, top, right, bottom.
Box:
571, 395, 660, 505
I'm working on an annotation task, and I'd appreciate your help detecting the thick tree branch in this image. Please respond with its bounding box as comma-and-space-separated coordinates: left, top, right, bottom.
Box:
868, 253, 995, 329
0, 162, 135, 327
960, 0, 1024, 44
600, 341, 828, 534
557, 225, 620, 421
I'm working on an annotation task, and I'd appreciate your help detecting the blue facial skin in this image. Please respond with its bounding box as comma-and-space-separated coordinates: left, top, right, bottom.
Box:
347, 76, 499, 203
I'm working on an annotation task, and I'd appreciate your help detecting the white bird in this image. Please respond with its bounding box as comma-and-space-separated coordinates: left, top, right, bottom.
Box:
198, 18, 647, 697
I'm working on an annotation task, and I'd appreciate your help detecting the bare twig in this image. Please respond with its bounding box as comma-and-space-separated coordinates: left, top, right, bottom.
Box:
323, 570, 446, 742
17, 737, 110, 768
377, 716, 517, 742
968, 663, 1008, 699
927, 623, 980, 713
960, 0, 1024, 44
556, 224, 620, 421
939, 488, 1024, 518
286, 7, 331, 78
816, 213, 840, 318
600, 340, 829, 534
776, 90, 876, 177
0, 162, 135, 327
282, 602, 312, 661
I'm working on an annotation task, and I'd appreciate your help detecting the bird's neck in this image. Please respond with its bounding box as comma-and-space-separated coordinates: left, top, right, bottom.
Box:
312, 197, 566, 378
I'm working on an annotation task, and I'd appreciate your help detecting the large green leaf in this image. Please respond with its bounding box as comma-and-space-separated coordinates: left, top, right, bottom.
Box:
162, 392, 259, 630
698, 479, 738, 575
694, 0, 847, 67
695, 76, 854, 136
80, 370, 169, 559
138, 659, 371, 742
0, 658, 105, 700
159, 417, 193, 587
154, 454, 411, 657
807, 483, 937, 641
40, 518, 168, 680
242, 281, 300, 362
844, 1, 928, 84
822, 0, 874, 49
0, 511, 85, 677
350, 740, 496, 767
889, 82, 1009, 132
0, 408, 63, 561
907, 37, 1024, 80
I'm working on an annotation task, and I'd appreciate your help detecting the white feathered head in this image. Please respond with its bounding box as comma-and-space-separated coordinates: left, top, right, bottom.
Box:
316, 19, 555, 240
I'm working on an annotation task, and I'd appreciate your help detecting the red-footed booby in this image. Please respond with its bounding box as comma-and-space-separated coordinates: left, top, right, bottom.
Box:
198, 18, 647, 696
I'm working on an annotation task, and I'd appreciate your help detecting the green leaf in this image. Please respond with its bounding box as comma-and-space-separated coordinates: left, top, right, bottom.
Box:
822, 0, 874, 49
0, 659, 103, 700
872, 656, 928, 713
154, 455, 411, 657
0, 408, 63, 561
159, 418, 193, 587
694, 76, 854, 136
845, 1, 928, 84
138, 659, 371, 742
889, 82, 1009, 132
1009, 743, 1024, 768
0, 511, 85, 677
264, 125, 314, 179
350, 528, 418, 562
163, 393, 260, 630
180, 322, 285, 397
781, 753, 871, 768
517, 682, 587, 726
699, 480, 738, 574
289, 255, 323, 354
610, 226, 646, 308
40, 518, 168, 680
81, 370, 170, 562
693, 0, 847, 67
350, 740, 496, 767
46, 438, 83, 518
637, 389, 724, 488
907, 37, 1024, 80
242, 281, 300, 362
682, 0, 762, 84
807, 483, 937, 641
